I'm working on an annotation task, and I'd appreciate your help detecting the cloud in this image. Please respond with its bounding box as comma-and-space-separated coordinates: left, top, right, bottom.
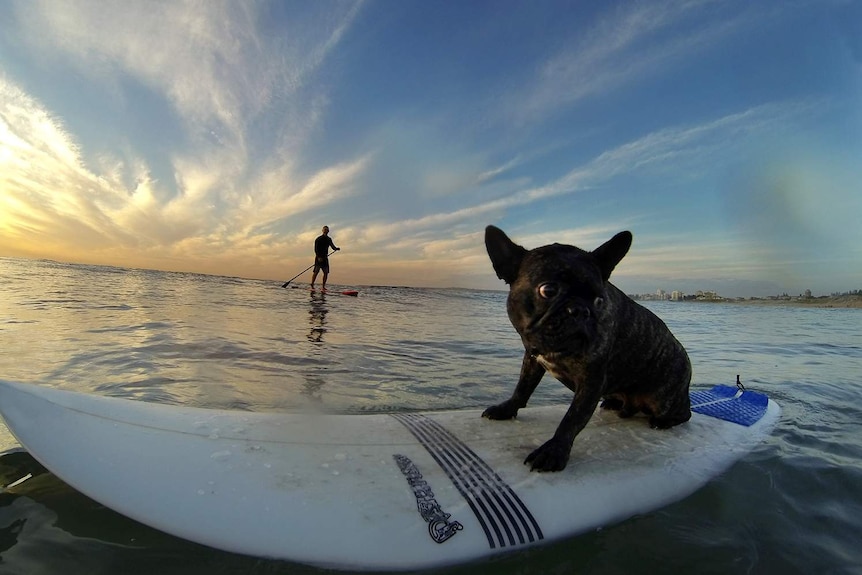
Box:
0, 77, 128, 248
359, 99, 812, 245
5, 0, 367, 211
240, 153, 372, 236
338, 94, 824, 290
1, 2, 372, 268
508, 0, 765, 124
15, 1, 361, 143
475, 156, 524, 185
0, 67, 371, 266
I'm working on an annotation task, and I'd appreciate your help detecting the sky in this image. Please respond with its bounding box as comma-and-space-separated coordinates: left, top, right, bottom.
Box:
1, 0, 860, 297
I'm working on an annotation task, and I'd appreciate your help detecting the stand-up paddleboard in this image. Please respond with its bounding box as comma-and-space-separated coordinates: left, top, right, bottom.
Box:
0, 380, 778, 570
322, 289, 358, 297
291, 286, 359, 297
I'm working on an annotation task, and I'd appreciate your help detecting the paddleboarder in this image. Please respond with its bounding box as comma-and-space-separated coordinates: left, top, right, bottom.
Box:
310, 225, 340, 290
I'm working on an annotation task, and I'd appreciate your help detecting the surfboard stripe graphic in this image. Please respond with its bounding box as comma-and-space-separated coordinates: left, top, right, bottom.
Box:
392, 412, 544, 549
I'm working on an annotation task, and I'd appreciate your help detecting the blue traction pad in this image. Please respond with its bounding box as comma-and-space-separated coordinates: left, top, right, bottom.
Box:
690, 385, 769, 427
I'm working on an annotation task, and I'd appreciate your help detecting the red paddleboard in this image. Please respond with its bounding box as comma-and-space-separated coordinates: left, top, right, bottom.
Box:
296, 286, 359, 297
331, 289, 359, 297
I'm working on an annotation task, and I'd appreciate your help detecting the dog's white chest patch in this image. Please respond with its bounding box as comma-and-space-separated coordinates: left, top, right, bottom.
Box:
535, 354, 564, 379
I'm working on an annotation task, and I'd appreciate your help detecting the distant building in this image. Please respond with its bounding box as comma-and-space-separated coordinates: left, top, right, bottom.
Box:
696, 290, 720, 301
671, 290, 683, 301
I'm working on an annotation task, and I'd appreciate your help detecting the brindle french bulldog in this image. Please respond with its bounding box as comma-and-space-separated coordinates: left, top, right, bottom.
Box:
483, 225, 692, 472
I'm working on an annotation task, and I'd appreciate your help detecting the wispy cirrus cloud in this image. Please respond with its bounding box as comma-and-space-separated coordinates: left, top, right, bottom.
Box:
348, 98, 814, 250
16, 1, 362, 142
508, 0, 760, 124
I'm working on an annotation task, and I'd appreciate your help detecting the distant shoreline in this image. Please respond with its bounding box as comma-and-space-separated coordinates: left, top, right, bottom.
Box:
684, 295, 862, 309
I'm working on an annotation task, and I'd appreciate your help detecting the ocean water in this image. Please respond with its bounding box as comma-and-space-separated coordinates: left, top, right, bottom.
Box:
1, 257, 861, 575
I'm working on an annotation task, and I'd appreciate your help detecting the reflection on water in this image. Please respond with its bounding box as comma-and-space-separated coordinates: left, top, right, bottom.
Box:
301, 373, 326, 403
307, 292, 328, 343
299, 291, 329, 404
303, 291, 330, 401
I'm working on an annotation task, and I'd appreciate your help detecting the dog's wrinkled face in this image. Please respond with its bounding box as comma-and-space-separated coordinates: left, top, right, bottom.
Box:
506, 246, 607, 358
485, 226, 633, 360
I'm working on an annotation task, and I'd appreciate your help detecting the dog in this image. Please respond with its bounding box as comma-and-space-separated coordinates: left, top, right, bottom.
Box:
482, 225, 692, 472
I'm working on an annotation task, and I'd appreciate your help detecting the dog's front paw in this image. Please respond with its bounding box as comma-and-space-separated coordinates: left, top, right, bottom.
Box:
524, 438, 571, 472
482, 400, 519, 420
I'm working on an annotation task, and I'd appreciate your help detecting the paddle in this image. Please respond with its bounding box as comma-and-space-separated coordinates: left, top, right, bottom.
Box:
281, 251, 337, 288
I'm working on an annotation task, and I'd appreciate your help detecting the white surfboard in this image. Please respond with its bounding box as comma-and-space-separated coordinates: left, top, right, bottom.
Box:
0, 380, 778, 570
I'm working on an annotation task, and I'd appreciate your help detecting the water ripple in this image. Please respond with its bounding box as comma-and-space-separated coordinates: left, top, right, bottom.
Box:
1, 258, 862, 574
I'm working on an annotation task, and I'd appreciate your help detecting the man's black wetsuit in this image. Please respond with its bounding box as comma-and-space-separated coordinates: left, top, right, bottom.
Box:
313, 234, 338, 273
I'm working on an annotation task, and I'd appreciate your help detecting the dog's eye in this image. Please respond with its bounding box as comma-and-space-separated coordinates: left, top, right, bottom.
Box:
594, 297, 604, 309
537, 283, 559, 299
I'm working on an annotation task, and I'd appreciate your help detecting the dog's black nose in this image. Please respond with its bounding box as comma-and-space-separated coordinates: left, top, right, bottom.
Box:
566, 306, 590, 321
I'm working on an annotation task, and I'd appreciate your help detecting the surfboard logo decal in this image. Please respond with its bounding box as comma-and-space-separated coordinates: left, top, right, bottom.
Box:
392, 413, 544, 550
393, 454, 464, 543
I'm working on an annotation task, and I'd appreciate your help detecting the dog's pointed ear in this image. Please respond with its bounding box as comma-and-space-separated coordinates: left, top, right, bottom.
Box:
485, 225, 528, 284
591, 231, 632, 281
